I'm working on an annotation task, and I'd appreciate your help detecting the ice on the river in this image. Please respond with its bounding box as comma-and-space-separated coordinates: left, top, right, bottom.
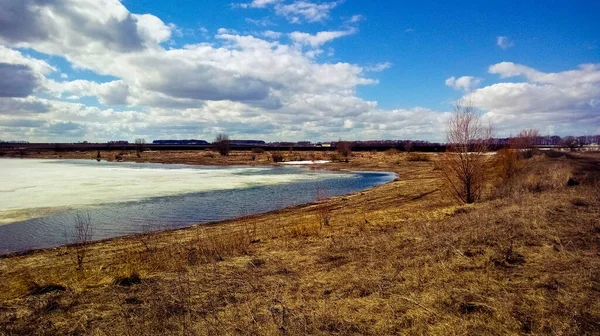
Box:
0, 159, 351, 223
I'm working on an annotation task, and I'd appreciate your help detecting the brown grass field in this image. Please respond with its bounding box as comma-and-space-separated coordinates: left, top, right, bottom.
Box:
0, 149, 599, 335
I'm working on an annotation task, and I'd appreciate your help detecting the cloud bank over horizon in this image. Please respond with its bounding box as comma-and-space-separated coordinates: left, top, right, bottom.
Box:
0, 0, 598, 142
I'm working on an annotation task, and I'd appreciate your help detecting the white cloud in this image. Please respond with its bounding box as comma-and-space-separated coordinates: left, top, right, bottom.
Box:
3, 0, 431, 142
275, 1, 341, 23
245, 18, 274, 26
445, 76, 482, 92
236, 0, 281, 8
466, 62, 600, 135
236, 0, 343, 24
263, 30, 282, 39
345, 15, 364, 24
496, 36, 514, 50
0, 45, 56, 75
289, 29, 355, 48
365, 62, 392, 72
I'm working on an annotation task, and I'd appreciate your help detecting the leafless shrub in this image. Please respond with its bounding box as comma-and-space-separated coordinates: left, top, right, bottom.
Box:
134, 138, 146, 158
406, 153, 430, 161
214, 133, 230, 156
561, 136, 581, 152
336, 141, 352, 162
520, 162, 572, 192
270, 151, 285, 163
72, 212, 94, 271
251, 147, 265, 154
316, 185, 331, 229
309, 151, 322, 161
511, 129, 540, 158
440, 99, 493, 204
385, 148, 400, 156
204, 149, 216, 158
495, 148, 522, 180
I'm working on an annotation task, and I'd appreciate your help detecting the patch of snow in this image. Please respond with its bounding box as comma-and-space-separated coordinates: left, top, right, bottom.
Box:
282, 160, 331, 165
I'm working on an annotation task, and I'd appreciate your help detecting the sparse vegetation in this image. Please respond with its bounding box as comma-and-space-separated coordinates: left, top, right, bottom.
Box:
0, 150, 599, 335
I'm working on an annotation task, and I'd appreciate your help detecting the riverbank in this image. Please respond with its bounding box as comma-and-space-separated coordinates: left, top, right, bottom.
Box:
0, 148, 403, 170
1, 150, 599, 335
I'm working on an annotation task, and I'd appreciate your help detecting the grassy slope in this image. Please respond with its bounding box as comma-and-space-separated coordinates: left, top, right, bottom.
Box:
0, 151, 599, 335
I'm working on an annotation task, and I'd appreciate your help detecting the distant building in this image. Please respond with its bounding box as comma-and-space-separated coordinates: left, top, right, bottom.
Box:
228, 140, 266, 146
153, 140, 209, 145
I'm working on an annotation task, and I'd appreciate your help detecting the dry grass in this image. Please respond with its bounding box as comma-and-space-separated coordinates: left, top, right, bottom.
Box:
0, 151, 599, 335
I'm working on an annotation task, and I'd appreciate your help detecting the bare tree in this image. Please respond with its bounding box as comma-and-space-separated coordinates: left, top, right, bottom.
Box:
511, 129, 540, 158
214, 133, 230, 156
336, 140, 352, 162
440, 99, 493, 204
561, 136, 580, 152
404, 140, 413, 153
134, 138, 146, 158
72, 212, 94, 271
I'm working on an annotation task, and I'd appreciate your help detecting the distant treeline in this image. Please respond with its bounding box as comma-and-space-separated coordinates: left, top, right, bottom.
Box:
1, 134, 598, 152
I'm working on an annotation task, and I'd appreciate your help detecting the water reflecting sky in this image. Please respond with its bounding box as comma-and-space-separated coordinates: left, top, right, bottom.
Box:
0, 159, 394, 253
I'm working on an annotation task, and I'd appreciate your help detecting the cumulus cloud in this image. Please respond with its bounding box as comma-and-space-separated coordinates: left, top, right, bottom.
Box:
0, 0, 453, 142
236, 0, 341, 23
0, 97, 51, 115
0, 0, 375, 110
0, 64, 39, 97
445, 76, 482, 92
496, 36, 514, 49
466, 62, 600, 135
0, 0, 167, 53
275, 1, 341, 23
289, 29, 355, 48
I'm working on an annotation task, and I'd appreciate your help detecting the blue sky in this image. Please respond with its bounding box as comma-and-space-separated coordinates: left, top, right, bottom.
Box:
0, 0, 598, 142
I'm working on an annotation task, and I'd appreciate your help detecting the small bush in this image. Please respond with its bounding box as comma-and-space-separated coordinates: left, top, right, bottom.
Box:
495, 148, 522, 180
517, 161, 572, 193
113, 272, 142, 287
385, 148, 400, 156
251, 147, 265, 154
309, 151, 322, 161
270, 151, 285, 163
328, 152, 342, 162
336, 141, 352, 162
214, 133, 230, 156
28, 283, 66, 296
406, 153, 430, 161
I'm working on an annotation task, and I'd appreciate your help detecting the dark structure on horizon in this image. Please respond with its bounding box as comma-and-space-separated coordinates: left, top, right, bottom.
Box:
153, 139, 209, 145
